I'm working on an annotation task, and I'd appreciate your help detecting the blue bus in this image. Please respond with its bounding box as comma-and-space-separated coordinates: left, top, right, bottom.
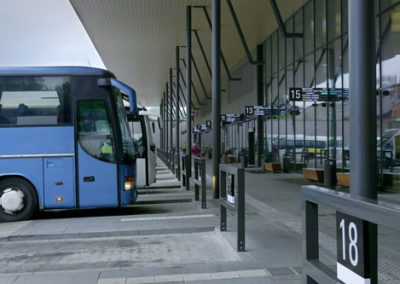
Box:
0, 67, 138, 221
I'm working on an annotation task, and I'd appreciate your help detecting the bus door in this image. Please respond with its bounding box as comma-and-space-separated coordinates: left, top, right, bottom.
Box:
143, 115, 156, 186
130, 115, 156, 187
76, 100, 118, 207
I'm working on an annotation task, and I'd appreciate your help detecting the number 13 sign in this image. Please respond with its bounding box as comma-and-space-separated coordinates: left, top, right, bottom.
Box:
336, 212, 371, 284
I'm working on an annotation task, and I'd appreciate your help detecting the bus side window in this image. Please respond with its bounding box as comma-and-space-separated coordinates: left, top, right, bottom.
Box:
0, 76, 72, 126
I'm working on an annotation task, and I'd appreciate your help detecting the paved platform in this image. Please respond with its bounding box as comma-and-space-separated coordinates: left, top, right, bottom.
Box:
0, 158, 399, 283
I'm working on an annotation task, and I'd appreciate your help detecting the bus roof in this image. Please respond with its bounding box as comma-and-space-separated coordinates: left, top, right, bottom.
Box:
0, 66, 115, 77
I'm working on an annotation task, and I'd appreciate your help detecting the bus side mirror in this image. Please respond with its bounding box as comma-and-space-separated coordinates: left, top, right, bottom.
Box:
152, 122, 155, 133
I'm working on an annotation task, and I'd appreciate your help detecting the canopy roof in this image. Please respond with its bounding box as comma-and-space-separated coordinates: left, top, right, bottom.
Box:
70, 0, 305, 106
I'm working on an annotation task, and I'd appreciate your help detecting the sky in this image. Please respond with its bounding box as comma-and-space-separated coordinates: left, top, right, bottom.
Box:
0, 0, 105, 68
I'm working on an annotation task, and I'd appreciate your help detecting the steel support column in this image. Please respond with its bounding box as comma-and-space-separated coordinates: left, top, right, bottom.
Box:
212, 0, 221, 199
186, 6, 193, 183
256, 44, 264, 167
349, 0, 377, 198
169, 71, 173, 153
160, 99, 164, 149
349, 0, 377, 282
176, 47, 181, 180
165, 87, 169, 153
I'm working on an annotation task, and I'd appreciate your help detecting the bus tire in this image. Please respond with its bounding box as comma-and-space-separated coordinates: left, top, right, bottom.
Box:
0, 177, 38, 222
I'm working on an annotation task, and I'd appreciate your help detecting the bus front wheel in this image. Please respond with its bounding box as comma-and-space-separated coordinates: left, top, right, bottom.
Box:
0, 178, 38, 222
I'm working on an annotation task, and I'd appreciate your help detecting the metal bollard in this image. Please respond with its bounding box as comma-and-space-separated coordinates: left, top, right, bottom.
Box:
193, 157, 206, 207
219, 163, 245, 252
181, 155, 186, 187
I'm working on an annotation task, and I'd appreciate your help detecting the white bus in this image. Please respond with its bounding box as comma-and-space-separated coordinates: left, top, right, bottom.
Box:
127, 110, 157, 188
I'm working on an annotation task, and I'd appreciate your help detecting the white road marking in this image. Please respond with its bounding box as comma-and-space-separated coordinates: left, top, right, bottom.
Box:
120, 214, 216, 222
100, 269, 269, 284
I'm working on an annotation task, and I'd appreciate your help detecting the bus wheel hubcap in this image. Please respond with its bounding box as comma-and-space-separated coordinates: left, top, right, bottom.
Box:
0, 188, 25, 213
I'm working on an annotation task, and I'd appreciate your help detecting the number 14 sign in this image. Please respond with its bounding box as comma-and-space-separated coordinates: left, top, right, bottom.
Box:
336, 212, 371, 284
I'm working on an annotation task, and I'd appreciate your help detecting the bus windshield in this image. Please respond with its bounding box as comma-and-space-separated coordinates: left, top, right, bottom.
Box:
112, 87, 135, 161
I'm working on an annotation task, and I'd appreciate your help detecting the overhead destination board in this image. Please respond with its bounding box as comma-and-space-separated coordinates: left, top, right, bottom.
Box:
289, 87, 349, 102
245, 106, 286, 116
245, 106, 268, 116
226, 114, 241, 123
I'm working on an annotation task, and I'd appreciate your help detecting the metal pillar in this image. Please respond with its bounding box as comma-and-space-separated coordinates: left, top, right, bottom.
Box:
349, 0, 377, 199
163, 92, 167, 151
176, 47, 181, 180
349, 0, 377, 282
186, 6, 193, 183
212, 0, 221, 199
169, 71, 173, 153
160, 99, 164, 149
256, 44, 264, 167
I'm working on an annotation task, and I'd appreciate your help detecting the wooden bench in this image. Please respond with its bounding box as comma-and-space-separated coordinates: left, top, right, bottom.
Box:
264, 162, 282, 173
303, 168, 324, 182
336, 172, 350, 187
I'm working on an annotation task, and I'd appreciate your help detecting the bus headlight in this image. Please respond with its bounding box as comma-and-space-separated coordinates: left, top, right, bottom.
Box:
124, 176, 134, 191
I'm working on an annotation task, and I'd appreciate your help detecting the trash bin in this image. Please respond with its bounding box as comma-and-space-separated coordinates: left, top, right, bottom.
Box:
324, 159, 337, 187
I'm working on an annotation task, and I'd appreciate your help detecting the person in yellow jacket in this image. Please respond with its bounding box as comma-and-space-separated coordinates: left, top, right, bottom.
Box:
101, 142, 113, 155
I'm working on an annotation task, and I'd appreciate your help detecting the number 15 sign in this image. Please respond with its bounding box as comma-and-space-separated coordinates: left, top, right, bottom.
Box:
336, 212, 371, 284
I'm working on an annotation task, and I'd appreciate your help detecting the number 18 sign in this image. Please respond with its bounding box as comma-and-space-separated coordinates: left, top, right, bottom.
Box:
336, 212, 371, 284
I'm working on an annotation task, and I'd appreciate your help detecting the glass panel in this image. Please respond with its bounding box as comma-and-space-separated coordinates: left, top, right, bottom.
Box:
305, 54, 314, 88
272, 32, 278, 74
286, 17, 294, 65
315, 0, 327, 48
380, 4, 400, 178
316, 49, 327, 87
278, 31, 285, 70
304, 54, 315, 166
0, 76, 71, 126
295, 11, 304, 60
328, 0, 342, 42
131, 120, 145, 158
342, 33, 350, 169
112, 87, 135, 161
343, 0, 348, 34
315, 48, 328, 168
329, 39, 346, 169
304, 0, 314, 54
78, 100, 116, 163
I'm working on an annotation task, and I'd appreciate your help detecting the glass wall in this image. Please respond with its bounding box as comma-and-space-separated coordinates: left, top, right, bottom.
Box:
262, 0, 400, 190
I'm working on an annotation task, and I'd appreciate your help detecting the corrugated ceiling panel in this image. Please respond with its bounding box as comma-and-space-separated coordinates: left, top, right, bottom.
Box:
70, 0, 306, 106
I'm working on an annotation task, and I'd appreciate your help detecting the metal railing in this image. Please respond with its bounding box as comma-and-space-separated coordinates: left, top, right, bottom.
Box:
192, 157, 206, 208
302, 185, 400, 283
220, 163, 245, 252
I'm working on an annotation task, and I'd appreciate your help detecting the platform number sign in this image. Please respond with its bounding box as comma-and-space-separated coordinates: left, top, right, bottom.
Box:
289, 87, 303, 101
336, 212, 370, 283
226, 174, 235, 204
245, 106, 254, 116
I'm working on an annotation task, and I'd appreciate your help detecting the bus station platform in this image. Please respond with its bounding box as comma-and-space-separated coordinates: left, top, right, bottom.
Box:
0, 158, 399, 284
